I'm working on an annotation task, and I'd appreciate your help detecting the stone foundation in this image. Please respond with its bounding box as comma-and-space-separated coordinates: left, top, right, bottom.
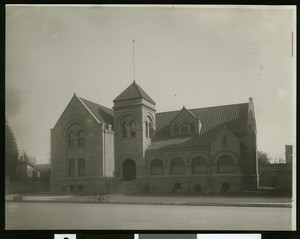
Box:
138, 175, 242, 194
50, 177, 120, 194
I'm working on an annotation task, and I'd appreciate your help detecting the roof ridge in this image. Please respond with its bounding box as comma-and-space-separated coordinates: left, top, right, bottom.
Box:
132, 81, 143, 98
184, 107, 198, 119
114, 81, 156, 105
157, 102, 248, 114
134, 82, 156, 105
79, 97, 113, 112
156, 109, 180, 114
77, 96, 102, 124
189, 102, 248, 111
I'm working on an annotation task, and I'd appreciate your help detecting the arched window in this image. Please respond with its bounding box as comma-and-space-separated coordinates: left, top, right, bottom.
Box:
192, 157, 207, 173
121, 115, 136, 138
217, 155, 234, 173
149, 122, 152, 138
174, 124, 179, 134
77, 130, 85, 146
145, 121, 149, 138
68, 131, 75, 147
151, 159, 164, 175
66, 123, 85, 148
130, 121, 136, 137
181, 123, 188, 133
190, 123, 196, 133
171, 157, 185, 174
146, 116, 153, 139
122, 121, 127, 138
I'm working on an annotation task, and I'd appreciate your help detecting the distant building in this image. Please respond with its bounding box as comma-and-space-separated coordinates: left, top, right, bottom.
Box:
10, 161, 51, 194
258, 145, 292, 193
51, 81, 258, 194
16, 161, 51, 182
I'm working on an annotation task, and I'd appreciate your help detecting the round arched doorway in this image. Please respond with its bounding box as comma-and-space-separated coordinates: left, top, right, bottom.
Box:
123, 159, 136, 181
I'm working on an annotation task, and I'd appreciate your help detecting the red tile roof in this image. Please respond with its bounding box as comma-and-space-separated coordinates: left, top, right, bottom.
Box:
76, 93, 249, 151
113, 81, 156, 105
148, 102, 249, 151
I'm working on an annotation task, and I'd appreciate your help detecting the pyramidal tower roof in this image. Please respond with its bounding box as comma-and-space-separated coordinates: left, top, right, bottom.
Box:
113, 80, 156, 105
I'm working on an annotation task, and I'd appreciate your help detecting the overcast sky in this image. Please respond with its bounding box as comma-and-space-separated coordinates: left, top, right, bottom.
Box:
6, 5, 296, 164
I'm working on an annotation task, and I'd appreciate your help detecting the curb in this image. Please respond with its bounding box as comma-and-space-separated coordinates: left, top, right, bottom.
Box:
5, 199, 292, 208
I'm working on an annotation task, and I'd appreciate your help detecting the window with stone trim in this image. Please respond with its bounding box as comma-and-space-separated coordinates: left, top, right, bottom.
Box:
190, 123, 196, 133
130, 121, 136, 137
67, 123, 85, 147
174, 124, 179, 134
181, 123, 188, 134
192, 156, 207, 173
148, 122, 152, 138
145, 121, 149, 138
78, 158, 85, 176
217, 155, 234, 173
145, 116, 153, 139
68, 131, 75, 147
68, 159, 75, 177
121, 115, 136, 138
171, 157, 185, 174
151, 158, 164, 175
77, 130, 85, 146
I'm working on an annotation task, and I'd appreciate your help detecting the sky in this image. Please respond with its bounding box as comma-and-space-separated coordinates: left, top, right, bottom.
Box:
6, 5, 296, 164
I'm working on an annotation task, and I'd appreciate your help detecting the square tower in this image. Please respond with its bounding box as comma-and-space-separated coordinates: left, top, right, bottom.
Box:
113, 81, 156, 181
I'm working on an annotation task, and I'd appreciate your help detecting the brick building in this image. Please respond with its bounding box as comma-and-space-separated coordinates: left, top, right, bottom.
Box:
50, 81, 258, 194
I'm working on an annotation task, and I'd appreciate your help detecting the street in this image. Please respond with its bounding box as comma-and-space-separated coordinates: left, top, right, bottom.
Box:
6, 202, 292, 230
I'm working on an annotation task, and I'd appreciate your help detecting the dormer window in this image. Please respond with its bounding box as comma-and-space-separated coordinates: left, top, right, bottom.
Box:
190, 123, 195, 133
181, 123, 188, 134
170, 106, 201, 137
174, 124, 179, 134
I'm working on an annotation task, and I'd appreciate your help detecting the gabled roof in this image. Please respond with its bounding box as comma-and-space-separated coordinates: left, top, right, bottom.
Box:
148, 102, 249, 151
113, 81, 156, 105
25, 161, 51, 173
53, 94, 115, 129
79, 97, 114, 127
170, 106, 199, 123
212, 124, 240, 143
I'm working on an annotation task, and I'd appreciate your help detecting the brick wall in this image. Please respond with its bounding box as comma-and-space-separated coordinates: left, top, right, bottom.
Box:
145, 144, 242, 193
51, 95, 106, 193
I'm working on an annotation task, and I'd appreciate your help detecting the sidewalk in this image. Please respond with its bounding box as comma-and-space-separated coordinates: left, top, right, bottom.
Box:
5, 193, 292, 208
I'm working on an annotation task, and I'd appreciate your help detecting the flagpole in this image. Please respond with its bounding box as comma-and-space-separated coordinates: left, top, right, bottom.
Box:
133, 39, 135, 82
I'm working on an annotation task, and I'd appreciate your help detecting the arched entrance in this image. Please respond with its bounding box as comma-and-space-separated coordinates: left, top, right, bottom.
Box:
123, 159, 136, 181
